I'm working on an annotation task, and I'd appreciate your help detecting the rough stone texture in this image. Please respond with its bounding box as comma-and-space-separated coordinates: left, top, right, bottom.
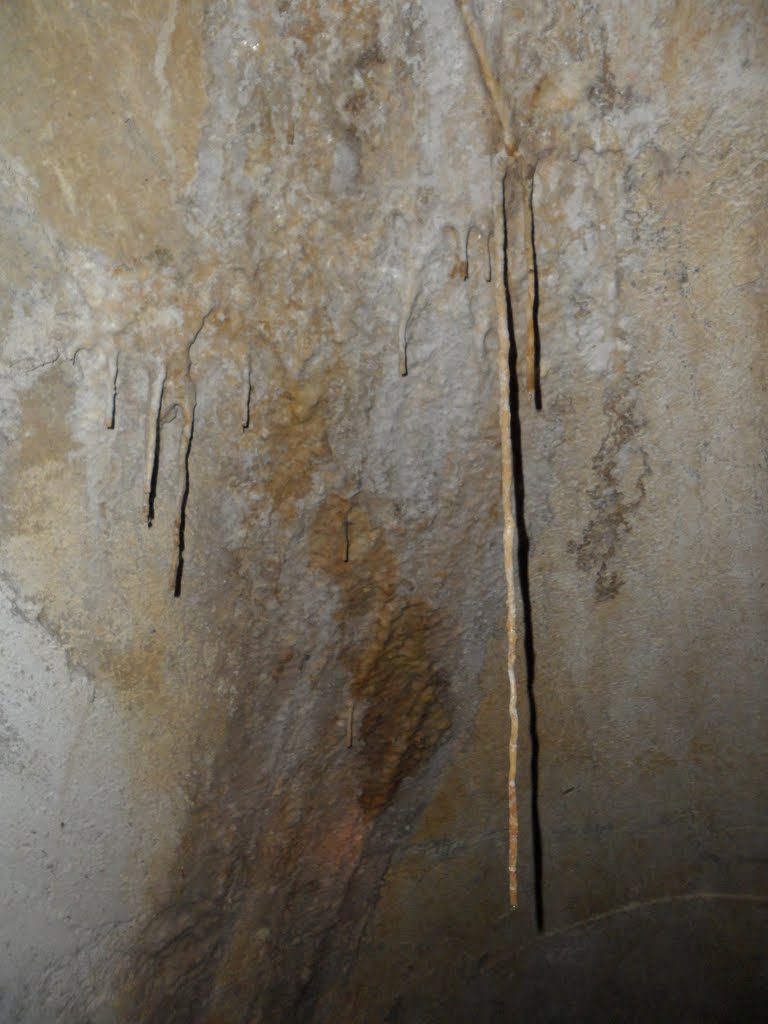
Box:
0, 2, 766, 1022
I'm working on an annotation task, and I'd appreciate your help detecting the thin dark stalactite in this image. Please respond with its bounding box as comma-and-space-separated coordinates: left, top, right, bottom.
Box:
173, 408, 196, 597
528, 175, 543, 411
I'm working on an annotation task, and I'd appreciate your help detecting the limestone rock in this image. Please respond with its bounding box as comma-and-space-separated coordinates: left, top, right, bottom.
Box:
0, 2, 765, 1021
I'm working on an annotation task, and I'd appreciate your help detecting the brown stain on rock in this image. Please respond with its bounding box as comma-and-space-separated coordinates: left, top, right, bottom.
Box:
353, 600, 452, 815
109, 489, 454, 1021
311, 493, 452, 817
258, 371, 334, 519
315, 633, 510, 1023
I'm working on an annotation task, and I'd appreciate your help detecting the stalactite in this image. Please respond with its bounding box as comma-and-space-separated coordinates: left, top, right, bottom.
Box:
105, 349, 119, 430
399, 277, 417, 377
169, 394, 196, 596
523, 163, 540, 404
346, 700, 354, 749
343, 510, 351, 563
241, 353, 252, 431
169, 308, 211, 594
466, 223, 493, 287
144, 365, 167, 527
491, 164, 520, 908
390, 211, 414, 376
465, 225, 477, 282
462, 223, 481, 280
457, 0, 523, 908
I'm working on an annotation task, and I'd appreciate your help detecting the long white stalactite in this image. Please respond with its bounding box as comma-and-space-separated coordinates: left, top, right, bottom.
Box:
492, 163, 520, 907
456, 0, 522, 908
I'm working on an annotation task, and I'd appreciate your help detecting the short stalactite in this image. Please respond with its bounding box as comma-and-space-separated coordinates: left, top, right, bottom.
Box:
105, 349, 119, 430
399, 283, 416, 377
465, 223, 494, 289
343, 511, 351, 563
523, 162, 541, 406
144, 365, 167, 527
169, 397, 196, 596
346, 699, 354, 749
169, 308, 211, 594
242, 353, 252, 431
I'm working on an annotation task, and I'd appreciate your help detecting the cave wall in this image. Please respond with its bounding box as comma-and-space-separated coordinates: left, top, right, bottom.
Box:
0, 2, 766, 1022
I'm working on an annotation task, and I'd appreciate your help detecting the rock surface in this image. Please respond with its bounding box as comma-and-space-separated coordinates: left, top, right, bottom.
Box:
0, 2, 766, 1021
